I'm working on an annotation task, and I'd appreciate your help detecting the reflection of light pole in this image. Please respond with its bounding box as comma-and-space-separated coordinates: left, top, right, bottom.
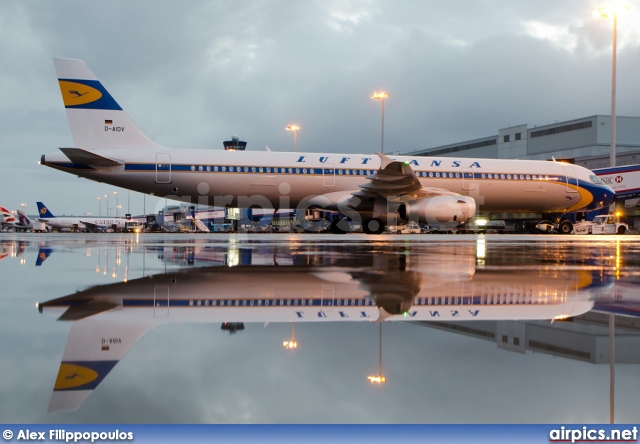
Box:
283, 323, 298, 349
370, 91, 389, 154
97, 197, 102, 217
113, 191, 119, 217
286, 125, 300, 152
595, 3, 629, 169
367, 323, 386, 384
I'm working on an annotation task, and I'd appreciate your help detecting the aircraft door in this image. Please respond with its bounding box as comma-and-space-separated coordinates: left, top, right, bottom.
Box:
153, 285, 169, 317
323, 164, 335, 186
562, 165, 578, 194
156, 153, 172, 184
462, 169, 475, 190
321, 285, 334, 310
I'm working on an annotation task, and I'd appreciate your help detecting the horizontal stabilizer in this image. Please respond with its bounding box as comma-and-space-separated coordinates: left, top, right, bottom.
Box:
59, 148, 123, 167
58, 300, 121, 321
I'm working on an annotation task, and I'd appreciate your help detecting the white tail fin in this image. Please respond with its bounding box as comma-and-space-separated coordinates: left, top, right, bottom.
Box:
48, 319, 154, 411
53, 58, 159, 150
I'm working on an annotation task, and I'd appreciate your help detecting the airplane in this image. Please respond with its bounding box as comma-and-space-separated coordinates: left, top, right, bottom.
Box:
40, 58, 616, 234
1, 207, 34, 232
36, 201, 128, 232
38, 246, 606, 411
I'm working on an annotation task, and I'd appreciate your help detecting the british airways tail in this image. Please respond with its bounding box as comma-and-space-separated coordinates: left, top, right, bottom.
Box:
1, 206, 15, 224
53, 58, 159, 150
36, 202, 56, 218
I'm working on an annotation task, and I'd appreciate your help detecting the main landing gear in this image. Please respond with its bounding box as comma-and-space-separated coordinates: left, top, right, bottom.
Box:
362, 218, 385, 235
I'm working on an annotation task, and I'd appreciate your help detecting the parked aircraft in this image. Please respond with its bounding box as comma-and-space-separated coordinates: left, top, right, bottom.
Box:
38, 249, 605, 411
1, 207, 34, 232
36, 201, 127, 232
40, 58, 615, 234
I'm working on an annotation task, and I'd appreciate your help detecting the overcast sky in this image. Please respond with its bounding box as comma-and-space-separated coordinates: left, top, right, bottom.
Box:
2, 1, 640, 216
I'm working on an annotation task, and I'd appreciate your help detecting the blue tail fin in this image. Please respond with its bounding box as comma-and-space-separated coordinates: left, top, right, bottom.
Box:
37, 202, 56, 218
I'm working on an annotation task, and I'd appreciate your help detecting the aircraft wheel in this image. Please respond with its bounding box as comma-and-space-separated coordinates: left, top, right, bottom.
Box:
363, 218, 385, 235
617, 225, 627, 234
558, 220, 573, 235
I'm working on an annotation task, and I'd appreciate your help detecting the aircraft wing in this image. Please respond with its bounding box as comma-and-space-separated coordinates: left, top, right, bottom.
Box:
79, 220, 106, 230
355, 153, 463, 201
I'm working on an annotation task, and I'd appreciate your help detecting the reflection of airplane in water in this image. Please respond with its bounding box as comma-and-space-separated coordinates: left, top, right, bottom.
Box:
38, 249, 607, 411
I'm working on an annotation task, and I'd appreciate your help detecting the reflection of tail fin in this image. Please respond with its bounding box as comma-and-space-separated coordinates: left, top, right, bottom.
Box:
53, 58, 159, 150
36, 202, 55, 218
48, 319, 154, 411
35, 248, 52, 266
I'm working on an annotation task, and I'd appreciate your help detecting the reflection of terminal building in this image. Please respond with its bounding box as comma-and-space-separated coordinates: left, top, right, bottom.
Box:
402, 114, 640, 227
415, 312, 640, 364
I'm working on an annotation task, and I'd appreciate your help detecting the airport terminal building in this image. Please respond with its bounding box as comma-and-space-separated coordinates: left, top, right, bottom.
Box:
403, 115, 640, 227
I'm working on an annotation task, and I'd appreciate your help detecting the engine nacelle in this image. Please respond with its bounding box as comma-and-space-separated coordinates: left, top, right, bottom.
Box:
398, 195, 476, 229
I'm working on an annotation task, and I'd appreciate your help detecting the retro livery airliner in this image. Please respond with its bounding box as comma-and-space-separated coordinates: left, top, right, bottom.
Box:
38, 248, 605, 411
41, 58, 615, 234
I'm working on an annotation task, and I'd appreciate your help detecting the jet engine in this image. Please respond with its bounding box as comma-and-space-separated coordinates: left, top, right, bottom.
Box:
398, 195, 476, 228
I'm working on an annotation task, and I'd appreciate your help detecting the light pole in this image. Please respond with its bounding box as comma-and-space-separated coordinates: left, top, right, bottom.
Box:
104, 194, 109, 217
113, 191, 119, 217
595, 3, 629, 169
286, 125, 300, 152
97, 197, 102, 217
20, 203, 26, 214
370, 91, 389, 154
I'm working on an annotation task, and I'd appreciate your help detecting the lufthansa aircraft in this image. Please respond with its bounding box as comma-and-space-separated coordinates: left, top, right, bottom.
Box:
39, 250, 604, 411
40, 58, 616, 234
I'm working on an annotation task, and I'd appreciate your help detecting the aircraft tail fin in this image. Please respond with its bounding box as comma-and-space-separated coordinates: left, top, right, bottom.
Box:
36, 202, 55, 218
53, 58, 159, 150
16, 210, 31, 227
1, 206, 15, 224
48, 319, 154, 411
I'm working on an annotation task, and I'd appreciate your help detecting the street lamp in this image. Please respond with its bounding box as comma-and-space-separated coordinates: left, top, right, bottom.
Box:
20, 203, 26, 214
595, 2, 630, 168
286, 124, 300, 152
104, 194, 109, 217
113, 191, 119, 217
97, 197, 102, 217
370, 91, 389, 154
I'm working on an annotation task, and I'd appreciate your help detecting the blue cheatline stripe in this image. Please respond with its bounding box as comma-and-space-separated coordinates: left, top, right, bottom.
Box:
123, 162, 572, 183
59, 78, 122, 110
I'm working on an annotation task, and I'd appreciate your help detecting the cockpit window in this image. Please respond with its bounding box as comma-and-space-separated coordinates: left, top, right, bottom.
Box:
590, 175, 603, 184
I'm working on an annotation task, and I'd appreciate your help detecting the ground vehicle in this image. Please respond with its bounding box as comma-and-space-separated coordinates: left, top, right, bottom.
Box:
124, 221, 144, 233
537, 214, 629, 234
572, 214, 629, 234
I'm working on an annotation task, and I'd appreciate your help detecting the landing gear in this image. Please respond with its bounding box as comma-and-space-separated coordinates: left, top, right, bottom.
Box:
363, 218, 385, 235
558, 220, 573, 235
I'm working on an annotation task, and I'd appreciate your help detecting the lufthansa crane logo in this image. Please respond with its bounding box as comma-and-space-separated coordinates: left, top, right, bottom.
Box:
58, 80, 103, 107
39, 207, 47, 215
